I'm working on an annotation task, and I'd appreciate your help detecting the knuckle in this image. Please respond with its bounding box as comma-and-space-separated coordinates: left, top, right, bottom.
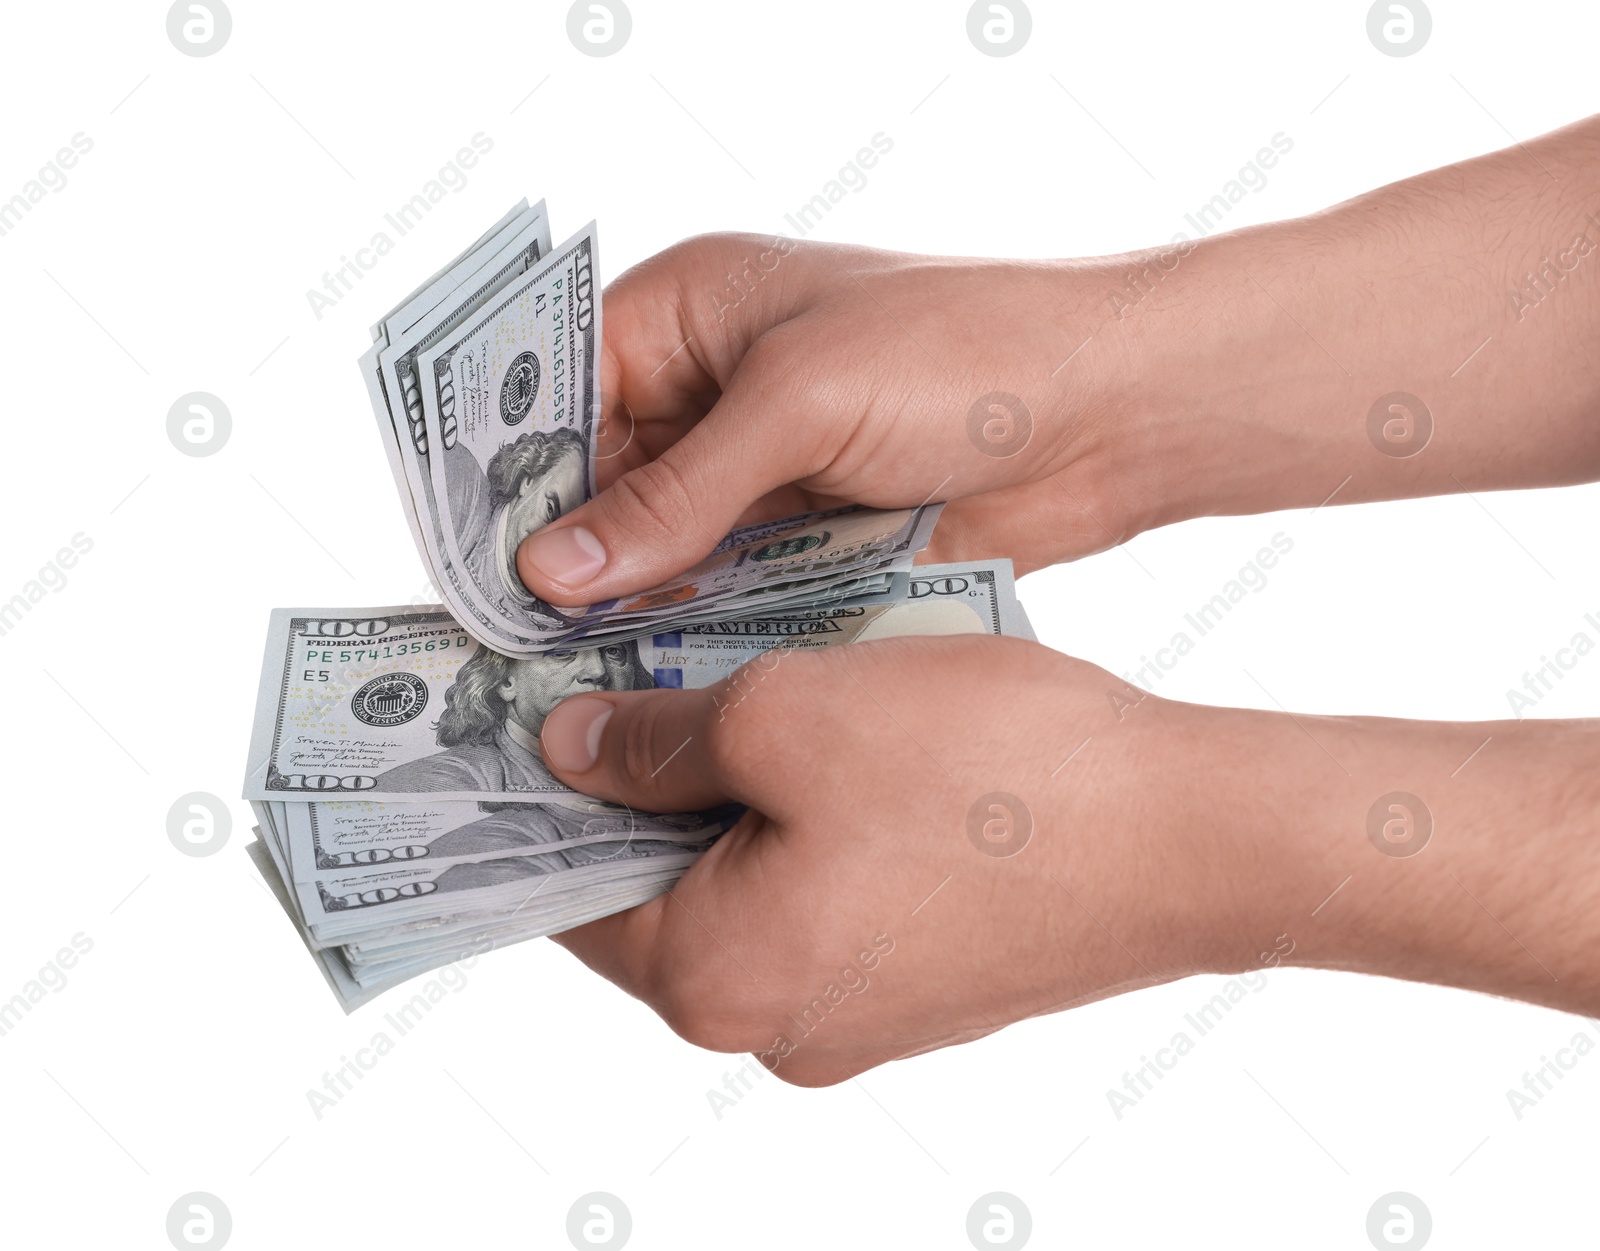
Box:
765, 1056, 850, 1089
697, 648, 836, 792
667, 1008, 751, 1055
739, 325, 819, 400
703, 649, 804, 749
681, 230, 782, 267
679, 230, 744, 257
745, 646, 831, 716
604, 457, 699, 541
617, 697, 672, 788
634, 233, 733, 284
653, 975, 770, 1054
699, 706, 753, 782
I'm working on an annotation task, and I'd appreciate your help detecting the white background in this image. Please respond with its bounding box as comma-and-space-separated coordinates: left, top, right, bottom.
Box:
1, 1, 1596, 1247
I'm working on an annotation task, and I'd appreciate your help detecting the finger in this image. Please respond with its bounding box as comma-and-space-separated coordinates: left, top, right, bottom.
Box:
919, 478, 1117, 574
546, 810, 765, 990
537, 686, 751, 813
545, 888, 668, 993
590, 265, 714, 495
596, 261, 717, 441
549, 814, 782, 1053
600, 232, 809, 425
515, 356, 824, 604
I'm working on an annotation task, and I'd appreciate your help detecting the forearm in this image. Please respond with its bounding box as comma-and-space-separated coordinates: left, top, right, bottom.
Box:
1080, 114, 1600, 533
1151, 697, 1600, 1015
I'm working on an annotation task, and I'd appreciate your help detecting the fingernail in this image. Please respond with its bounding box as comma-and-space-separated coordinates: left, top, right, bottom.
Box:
521, 526, 606, 590
540, 698, 613, 773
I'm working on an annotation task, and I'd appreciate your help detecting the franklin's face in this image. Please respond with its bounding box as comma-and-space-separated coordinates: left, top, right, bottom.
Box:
497, 643, 637, 736
501, 442, 586, 560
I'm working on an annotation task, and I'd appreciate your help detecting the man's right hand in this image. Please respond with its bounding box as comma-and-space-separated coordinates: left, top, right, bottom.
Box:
514, 232, 1148, 605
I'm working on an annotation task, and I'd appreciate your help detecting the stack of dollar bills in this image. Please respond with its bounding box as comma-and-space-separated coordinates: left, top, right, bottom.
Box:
244, 200, 1035, 1010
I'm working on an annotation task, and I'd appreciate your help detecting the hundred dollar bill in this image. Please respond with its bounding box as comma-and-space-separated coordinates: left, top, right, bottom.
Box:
250, 830, 693, 1009
253, 801, 704, 958
361, 202, 949, 655
363, 202, 553, 650
421, 221, 601, 637
282, 798, 739, 878
548, 504, 943, 642
337, 881, 688, 983
368, 200, 534, 347
243, 561, 1026, 805
296, 838, 703, 935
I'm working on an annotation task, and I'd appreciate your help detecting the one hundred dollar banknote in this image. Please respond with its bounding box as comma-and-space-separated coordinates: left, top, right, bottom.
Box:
363, 200, 943, 655
244, 561, 1031, 805
249, 812, 702, 1011
275, 797, 735, 877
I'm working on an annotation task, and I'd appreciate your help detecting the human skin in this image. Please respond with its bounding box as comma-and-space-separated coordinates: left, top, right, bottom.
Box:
522, 115, 1600, 1084
539, 638, 1600, 1087
518, 115, 1600, 598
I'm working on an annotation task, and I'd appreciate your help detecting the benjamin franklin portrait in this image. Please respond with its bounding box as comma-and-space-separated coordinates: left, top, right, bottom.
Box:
444, 426, 587, 603
375, 640, 653, 793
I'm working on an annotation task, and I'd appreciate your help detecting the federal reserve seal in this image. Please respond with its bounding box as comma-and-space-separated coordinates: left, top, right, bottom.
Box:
500, 351, 541, 424
752, 533, 825, 562
351, 673, 429, 727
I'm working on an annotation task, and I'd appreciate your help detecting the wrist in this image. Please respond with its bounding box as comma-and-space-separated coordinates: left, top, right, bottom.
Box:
1293, 714, 1600, 1014
1064, 229, 1366, 538
1062, 125, 1600, 539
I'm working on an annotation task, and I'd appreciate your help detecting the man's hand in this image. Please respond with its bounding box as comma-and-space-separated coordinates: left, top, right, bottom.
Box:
514, 234, 1144, 605
536, 635, 1600, 1085
537, 634, 1207, 1086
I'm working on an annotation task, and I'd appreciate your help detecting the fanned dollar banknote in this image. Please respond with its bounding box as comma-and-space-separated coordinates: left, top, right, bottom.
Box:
361, 199, 942, 655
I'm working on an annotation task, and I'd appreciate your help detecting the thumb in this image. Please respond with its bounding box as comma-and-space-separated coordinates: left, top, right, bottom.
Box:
538, 687, 748, 813
514, 367, 812, 605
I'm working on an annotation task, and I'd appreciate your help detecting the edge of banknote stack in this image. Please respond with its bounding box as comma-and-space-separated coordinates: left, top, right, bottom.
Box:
244, 199, 1038, 1012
